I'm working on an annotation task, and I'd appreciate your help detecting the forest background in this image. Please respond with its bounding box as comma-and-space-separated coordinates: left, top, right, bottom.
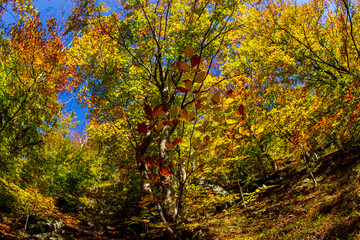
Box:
1, 0, 360, 239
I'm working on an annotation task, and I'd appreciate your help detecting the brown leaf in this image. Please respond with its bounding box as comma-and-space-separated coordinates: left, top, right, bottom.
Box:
184, 80, 192, 90
212, 91, 221, 104
176, 87, 190, 93
194, 71, 206, 83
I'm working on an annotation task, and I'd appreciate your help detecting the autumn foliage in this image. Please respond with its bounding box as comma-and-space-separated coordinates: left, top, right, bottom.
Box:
1, 0, 360, 238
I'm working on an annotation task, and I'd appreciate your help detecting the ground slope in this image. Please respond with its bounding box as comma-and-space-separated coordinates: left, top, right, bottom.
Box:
200, 146, 360, 239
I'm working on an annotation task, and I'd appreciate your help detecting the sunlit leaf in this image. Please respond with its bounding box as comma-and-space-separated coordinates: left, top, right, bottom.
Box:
177, 61, 190, 72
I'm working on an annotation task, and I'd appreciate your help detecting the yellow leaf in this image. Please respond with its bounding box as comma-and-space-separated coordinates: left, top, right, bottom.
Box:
226, 119, 237, 125
223, 98, 234, 104
169, 105, 178, 119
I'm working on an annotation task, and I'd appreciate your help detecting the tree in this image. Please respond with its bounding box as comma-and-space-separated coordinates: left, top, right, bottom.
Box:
219, 0, 360, 187
0, 0, 80, 177
66, 0, 244, 236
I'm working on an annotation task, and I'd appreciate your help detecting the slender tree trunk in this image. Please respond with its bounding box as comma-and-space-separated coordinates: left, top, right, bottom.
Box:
137, 131, 152, 196
159, 125, 178, 223
303, 154, 317, 188
237, 179, 246, 208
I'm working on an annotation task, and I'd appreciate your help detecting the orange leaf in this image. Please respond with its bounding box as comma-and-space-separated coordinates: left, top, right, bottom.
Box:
184, 45, 194, 59
165, 141, 173, 148
227, 89, 233, 98
225, 130, 235, 135
177, 61, 190, 72
179, 109, 188, 120
160, 166, 172, 176
195, 91, 202, 101
187, 110, 196, 121
157, 121, 165, 131
153, 104, 167, 119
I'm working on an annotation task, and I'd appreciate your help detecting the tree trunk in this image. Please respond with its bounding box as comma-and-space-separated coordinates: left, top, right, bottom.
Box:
159, 125, 178, 223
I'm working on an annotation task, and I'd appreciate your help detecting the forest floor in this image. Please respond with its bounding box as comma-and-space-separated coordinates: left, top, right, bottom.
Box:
198, 145, 360, 239
66, 145, 360, 240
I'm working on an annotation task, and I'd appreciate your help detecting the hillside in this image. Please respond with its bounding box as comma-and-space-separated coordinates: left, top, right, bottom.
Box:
196, 145, 360, 239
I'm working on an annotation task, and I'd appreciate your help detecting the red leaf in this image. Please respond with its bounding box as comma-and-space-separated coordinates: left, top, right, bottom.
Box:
156, 157, 164, 165
144, 104, 152, 117
160, 166, 172, 176
137, 123, 147, 133
235, 92, 241, 97
227, 89, 233, 98
168, 161, 174, 168
162, 120, 174, 127
149, 174, 160, 184
191, 54, 201, 67
145, 156, 153, 167
236, 104, 245, 116
172, 138, 182, 147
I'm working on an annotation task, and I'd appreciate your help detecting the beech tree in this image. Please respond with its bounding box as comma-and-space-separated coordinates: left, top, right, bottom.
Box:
66, 0, 245, 236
